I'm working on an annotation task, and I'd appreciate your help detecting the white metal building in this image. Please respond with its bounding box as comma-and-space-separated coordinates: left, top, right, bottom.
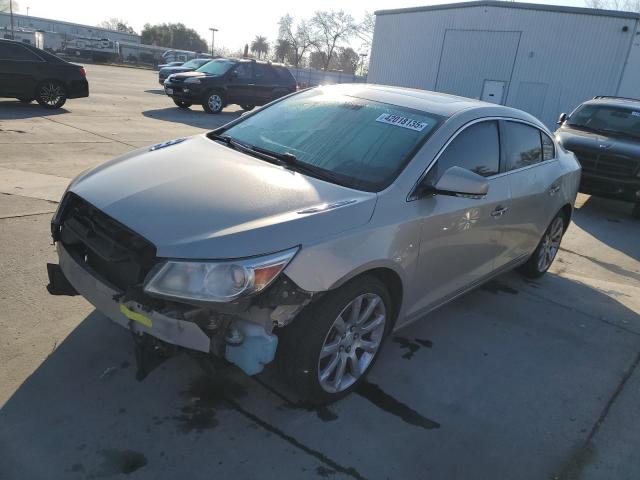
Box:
368, 1, 640, 128
0, 12, 140, 44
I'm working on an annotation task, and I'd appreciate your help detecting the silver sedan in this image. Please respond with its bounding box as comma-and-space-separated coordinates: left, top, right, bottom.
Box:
49, 84, 581, 404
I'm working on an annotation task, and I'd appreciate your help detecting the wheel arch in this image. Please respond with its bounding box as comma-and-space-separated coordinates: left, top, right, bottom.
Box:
328, 265, 404, 330
560, 203, 573, 232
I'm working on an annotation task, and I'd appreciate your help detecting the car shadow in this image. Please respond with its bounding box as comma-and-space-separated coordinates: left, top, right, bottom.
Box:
142, 107, 241, 130
1, 272, 638, 479
572, 194, 640, 263
0, 100, 70, 120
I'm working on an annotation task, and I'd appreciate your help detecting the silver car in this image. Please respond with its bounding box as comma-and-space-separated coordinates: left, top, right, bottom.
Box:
48, 84, 581, 403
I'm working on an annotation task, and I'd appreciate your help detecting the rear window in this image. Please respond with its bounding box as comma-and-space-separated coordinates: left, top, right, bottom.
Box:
273, 66, 295, 84
0, 42, 42, 61
219, 88, 443, 192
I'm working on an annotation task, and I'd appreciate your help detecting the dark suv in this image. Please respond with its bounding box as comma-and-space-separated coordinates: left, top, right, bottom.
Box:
163, 58, 297, 114
556, 96, 640, 217
0, 39, 89, 109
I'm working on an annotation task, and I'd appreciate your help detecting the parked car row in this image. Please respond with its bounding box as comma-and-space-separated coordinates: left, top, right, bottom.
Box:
158, 58, 211, 84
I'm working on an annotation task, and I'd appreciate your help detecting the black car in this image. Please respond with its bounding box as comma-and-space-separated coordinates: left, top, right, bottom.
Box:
158, 58, 211, 85
0, 39, 88, 109
556, 96, 640, 218
163, 58, 297, 114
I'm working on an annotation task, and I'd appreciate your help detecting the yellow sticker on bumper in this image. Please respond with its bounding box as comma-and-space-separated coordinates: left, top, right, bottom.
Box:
120, 304, 153, 328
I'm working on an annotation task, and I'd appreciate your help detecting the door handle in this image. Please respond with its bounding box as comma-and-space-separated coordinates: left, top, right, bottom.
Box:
491, 206, 509, 218
549, 184, 560, 195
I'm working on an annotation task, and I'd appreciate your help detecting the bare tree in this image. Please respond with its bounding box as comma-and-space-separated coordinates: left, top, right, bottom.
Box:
311, 10, 358, 71
0, 0, 19, 13
584, 0, 640, 11
98, 18, 137, 34
278, 14, 317, 67
357, 12, 375, 51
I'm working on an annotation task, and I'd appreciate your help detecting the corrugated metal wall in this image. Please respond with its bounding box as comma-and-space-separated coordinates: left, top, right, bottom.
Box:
368, 5, 639, 127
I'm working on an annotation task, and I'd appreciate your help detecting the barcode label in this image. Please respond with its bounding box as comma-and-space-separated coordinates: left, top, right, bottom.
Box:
376, 113, 429, 131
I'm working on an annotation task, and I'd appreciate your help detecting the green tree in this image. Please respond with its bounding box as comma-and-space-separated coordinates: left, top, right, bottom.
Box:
141, 23, 208, 52
335, 47, 359, 74
273, 39, 291, 63
250, 35, 269, 59
98, 18, 136, 34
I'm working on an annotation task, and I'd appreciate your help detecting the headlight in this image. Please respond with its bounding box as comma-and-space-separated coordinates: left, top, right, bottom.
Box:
184, 77, 201, 84
143, 247, 299, 303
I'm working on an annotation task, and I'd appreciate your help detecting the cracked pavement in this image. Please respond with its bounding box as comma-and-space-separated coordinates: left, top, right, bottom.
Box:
1, 65, 639, 480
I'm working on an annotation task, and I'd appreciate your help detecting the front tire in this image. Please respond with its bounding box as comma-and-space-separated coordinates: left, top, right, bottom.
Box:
173, 99, 192, 109
278, 275, 391, 405
36, 81, 67, 109
202, 91, 224, 114
518, 213, 565, 278
240, 104, 254, 111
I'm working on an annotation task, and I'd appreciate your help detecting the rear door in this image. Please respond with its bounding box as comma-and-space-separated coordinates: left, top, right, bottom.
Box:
407, 120, 512, 318
499, 120, 563, 265
0, 42, 45, 97
253, 63, 280, 105
226, 62, 256, 105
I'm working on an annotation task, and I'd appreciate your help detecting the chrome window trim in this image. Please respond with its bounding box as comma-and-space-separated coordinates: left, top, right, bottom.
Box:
407, 116, 558, 201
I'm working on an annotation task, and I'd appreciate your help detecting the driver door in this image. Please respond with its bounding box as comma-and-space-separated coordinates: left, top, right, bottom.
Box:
404, 120, 512, 320
226, 62, 256, 105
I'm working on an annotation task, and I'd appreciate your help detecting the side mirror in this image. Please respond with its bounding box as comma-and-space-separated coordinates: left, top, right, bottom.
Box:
418, 166, 489, 199
557, 112, 567, 125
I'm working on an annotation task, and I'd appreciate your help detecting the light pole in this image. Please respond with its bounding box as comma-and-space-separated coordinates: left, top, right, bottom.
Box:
27, 6, 30, 16
209, 28, 218, 57
358, 53, 368, 77
9, 0, 15, 39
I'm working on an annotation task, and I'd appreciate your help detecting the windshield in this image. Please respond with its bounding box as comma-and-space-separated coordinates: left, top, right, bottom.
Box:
197, 59, 235, 75
182, 59, 208, 69
568, 104, 640, 139
218, 88, 443, 191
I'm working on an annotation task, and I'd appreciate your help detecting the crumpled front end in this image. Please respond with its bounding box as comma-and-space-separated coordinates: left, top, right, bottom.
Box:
48, 193, 314, 376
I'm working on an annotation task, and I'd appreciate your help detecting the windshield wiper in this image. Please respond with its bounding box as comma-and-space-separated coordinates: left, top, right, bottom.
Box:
249, 145, 350, 186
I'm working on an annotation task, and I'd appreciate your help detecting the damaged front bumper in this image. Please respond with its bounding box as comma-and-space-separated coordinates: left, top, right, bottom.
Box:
52, 241, 313, 375
56, 241, 212, 352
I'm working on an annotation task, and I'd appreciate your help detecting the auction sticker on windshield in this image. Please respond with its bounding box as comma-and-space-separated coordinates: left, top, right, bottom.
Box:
376, 113, 430, 131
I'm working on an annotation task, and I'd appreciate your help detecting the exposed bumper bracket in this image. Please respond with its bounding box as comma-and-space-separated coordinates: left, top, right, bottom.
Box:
46, 263, 78, 296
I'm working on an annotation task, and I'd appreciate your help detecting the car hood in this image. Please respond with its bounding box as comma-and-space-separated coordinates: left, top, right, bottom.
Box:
556, 126, 640, 158
160, 66, 194, 75
171, 71, 214, 80
68, 135, 377, 259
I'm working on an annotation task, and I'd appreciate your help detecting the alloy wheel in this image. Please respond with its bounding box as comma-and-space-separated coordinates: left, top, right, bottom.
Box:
537, 216, 563, 272
207, 94, 222, 112
40, 82, 64, 107
317, 293, 386, 393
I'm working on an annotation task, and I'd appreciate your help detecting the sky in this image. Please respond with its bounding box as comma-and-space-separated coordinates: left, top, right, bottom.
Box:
13, 0, 588, 52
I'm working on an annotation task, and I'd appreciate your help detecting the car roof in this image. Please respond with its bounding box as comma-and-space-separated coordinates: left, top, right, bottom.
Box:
316, 83, 517, 118
583, 96, 640, 109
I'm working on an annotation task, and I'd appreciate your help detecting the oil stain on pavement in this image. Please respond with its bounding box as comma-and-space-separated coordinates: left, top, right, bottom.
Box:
393, 336, 433, 359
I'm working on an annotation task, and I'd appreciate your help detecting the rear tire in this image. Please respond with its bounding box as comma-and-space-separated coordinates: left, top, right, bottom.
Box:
277, 275, 391, 405
202, 91, 224, 114
173, 99, 192, 109
36, 80, 67, 109
518, 212, 565, 278
240, 104, 254, 111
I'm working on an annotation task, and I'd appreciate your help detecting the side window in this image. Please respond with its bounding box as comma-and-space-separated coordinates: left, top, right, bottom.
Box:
254, 64, 277, 83
231, 63, 253, 81
503, 122, 543, 171
431, 121, 500, 182
0, 43, 41, 61
541, 132, 555, 161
